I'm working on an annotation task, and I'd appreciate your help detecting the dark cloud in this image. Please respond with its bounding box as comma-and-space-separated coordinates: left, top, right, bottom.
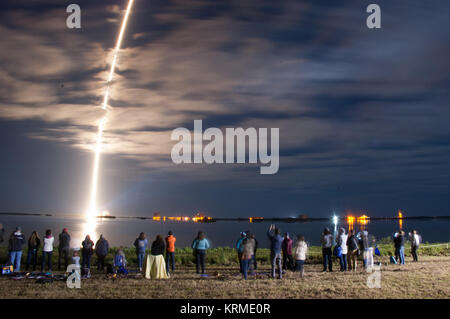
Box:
0, 0, 449, 217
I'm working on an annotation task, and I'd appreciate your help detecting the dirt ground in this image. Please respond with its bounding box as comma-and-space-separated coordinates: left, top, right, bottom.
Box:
0, 256, 449, 299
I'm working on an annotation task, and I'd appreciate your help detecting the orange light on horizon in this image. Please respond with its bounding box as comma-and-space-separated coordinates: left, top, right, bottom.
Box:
347, 216, 355, 231
398, 209, 403, 230
357, 214, 370, 229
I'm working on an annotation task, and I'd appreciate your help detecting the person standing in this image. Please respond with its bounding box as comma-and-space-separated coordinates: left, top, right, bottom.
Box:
8, 226, 25, 272
293, 235, 308, 278
336, 227, 348, 272
165, 231, 176, 274
360, 230, 374, 270
41, 229, 54, 271
81, 235, 95, 269
134, 232, 148, 272
0, 224, 5, 243
240, 237, 255, 280
58, 228, 71, 271
320, 227, 333, 272
394, 230, 406, 265
346, 229, 359, 272
236, 232, 246, 273
267, 224, 283, 279
26, 231, 41, 271
282, 232, 294, 271
250, 233, 258, 271
95, 234, 109, 271
409, 230, 420, 262
192, 232, 210, 275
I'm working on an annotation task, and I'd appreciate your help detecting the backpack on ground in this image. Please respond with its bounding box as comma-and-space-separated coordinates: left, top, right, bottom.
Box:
2, 265, 13, 275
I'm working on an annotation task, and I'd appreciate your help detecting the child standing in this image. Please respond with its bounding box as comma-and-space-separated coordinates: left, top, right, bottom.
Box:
72, 248, 80, 267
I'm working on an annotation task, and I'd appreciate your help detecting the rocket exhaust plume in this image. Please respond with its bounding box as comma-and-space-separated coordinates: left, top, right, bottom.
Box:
85, 0, 134, 237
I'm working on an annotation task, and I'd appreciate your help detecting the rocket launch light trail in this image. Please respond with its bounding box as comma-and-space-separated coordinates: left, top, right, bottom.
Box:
85, 0, 135, 237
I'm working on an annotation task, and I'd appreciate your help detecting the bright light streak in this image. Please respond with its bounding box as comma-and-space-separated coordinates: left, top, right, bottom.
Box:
85, 0, 134, 238
332, 215, 338, 225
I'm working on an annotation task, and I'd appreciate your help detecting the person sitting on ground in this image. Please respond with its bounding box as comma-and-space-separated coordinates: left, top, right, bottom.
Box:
58, 228, 71, 271
293, 235, 308, 278
165, 231, 176, 274
192, 231, 210, 275
8, 226, 25, 272
145, 235, 169, 279
409, 230, 420, 262
336, 227, 348, 272
267, 224, 283, 279
95, 234, 110, 271
282, 232, 294, 271
134, 232, 148, 272
42, 229, 54, 272
26, 231, 40, 271
113, 248, 127, 274
81, 235, 95, 269
320, 227, 333, 272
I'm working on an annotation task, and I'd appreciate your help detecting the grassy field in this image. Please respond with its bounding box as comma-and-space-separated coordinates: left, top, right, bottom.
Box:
0, 243, 449, 299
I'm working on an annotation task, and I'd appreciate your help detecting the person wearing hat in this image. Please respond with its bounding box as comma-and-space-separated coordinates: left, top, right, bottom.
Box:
8, 226, 25, 272
235, 232, 247, 274
58, 228, 71, 271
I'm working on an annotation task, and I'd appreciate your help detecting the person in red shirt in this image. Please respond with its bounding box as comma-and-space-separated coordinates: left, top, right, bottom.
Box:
165, 231, 176, 274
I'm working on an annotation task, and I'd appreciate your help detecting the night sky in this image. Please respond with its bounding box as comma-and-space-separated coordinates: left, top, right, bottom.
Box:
1, 0, 449, 219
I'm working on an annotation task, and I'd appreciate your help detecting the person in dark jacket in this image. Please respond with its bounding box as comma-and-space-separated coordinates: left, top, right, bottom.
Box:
394, 230, 406, 265
8, 226, 26, 272
95, 234, 109, 271
151, 235, 165, 256
346, 229, 359, 272
58, 228, 71, 271
250, 233, 258, 270
0, 224, 4, 243
267, 224, 283, 279
282, 232, 294, 271
26, 231, 41, 271
81, 235, 95, 269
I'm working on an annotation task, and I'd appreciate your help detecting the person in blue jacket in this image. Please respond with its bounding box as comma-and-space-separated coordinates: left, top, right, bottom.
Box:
134, 232, 148, 272
192, 231, 210, 275
267, 224, 283, 279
